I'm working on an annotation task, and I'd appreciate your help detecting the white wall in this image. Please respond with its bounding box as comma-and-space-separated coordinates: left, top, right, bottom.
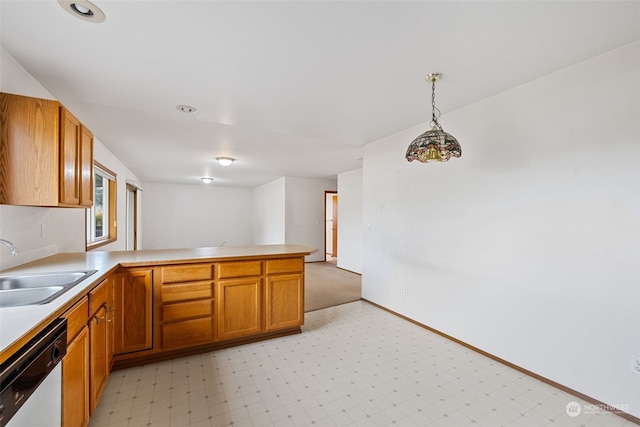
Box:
253, 176, 338, 260
285, 177, 337, 262
0, 46, 54, 100
337, 168, 363, 273
0, 47, 142, 270
142, 182, 253, 249
143, 177, 337, 257
253, 178, 286, 245
0, 205, 85, 270
362, 42, 640, 417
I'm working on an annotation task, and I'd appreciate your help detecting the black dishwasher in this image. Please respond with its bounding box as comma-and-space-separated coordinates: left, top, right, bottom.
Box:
0, 318, 67, 426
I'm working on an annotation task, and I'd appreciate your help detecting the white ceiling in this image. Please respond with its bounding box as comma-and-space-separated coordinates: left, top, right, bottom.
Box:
1, 1, 638, 187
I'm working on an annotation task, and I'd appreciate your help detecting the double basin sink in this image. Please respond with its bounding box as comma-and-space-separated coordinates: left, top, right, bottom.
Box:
0, 270, 97, 308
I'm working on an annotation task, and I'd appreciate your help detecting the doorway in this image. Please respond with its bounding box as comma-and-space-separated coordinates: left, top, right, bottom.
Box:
325, 191, 337, 263
126, 184, 138, 250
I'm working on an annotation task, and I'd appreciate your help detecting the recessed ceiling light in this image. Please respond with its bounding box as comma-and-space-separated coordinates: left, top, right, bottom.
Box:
72, 3, 91, 15
201, 177, 214, 184
177, 105, 197, 114
58, 0, 105, 23
216, 157, 235, 167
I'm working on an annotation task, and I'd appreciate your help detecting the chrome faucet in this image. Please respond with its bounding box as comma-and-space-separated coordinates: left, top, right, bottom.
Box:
0, 239, 19, 256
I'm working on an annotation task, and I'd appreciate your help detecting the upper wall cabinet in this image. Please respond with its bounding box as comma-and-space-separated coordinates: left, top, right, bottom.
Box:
0, 92, 93, 207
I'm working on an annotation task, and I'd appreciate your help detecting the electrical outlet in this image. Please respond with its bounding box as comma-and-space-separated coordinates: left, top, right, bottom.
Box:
403, 286, 408, 297
632, 355, 640, 375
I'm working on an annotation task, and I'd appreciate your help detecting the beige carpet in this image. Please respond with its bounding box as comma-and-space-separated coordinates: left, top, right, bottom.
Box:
304, 262, 361, 312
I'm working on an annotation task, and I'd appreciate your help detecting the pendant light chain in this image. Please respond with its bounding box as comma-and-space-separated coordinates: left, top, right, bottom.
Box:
431, 79, 442, 130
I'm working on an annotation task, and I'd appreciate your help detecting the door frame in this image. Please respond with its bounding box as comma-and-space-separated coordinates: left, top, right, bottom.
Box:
324, 191, 338, 261
126, 184, 138, 250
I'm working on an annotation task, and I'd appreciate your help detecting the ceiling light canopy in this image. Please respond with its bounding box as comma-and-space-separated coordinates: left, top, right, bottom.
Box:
406, 73, 461, 163
58, 0, 105, 23
216, 157, 235, 167
201, 177, 214, 184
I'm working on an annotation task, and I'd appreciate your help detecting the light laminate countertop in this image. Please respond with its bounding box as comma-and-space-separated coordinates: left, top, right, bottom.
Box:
0, 244, 315, 359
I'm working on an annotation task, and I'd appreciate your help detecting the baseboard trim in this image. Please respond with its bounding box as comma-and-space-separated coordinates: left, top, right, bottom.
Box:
362, 299, 640, 425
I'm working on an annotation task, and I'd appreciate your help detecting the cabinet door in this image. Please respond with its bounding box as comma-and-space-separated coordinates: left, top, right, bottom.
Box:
107, 274, 115, 368
62, 326, 90, 427
79, 125, 93, 207
89, 279, 110, 413
89, 309, 109, 413
59, 107, 81, 206
216, 278, 262, 341
265, 274, 304, 331
0, 93, 59, 206
113, 269, 154, 354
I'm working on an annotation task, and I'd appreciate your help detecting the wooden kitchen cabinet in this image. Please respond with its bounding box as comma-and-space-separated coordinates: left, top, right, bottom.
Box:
215, 258, 304, 340
113, 268, 154, 354
63, 328, 90, 427
216, 277, 262, 341
159, 263, 214, 350
88, 278, 113, 414
79, 126, 94, 206
60, 107, 93, 207
216, 261, 262, 341
264, 258, 304, 331
105, 253, 308, 369
62, 297, 90, 427
265, 273, 303, 331
0, 92, 93, 207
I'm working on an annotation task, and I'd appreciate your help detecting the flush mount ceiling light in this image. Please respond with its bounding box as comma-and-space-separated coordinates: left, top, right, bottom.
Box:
176, 104, 197, 114
201, 177, 214, 184
406, 73, 462, 163
58, 0, 105, 23
216, 157, 235, 167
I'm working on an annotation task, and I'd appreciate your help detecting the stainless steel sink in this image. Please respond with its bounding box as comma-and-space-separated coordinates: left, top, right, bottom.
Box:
0, 270, 97, 307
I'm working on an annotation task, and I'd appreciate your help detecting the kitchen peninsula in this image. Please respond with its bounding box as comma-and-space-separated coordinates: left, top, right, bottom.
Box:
1, 244, 314, 425
0, 244, 315, 364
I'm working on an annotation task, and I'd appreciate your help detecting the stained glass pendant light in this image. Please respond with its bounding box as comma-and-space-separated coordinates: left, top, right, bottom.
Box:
406, 73, 461, 163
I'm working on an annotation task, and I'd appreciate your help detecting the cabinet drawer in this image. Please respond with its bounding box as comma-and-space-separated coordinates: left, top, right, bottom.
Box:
162, 300, 212, 322
160, 264, 213, 284
162, 281, 212, 303
265, 258, 303, 275
89, 279, 108, 316
63, 296, 89, 343
217, 261, 262, 279
162, 318, 213, 350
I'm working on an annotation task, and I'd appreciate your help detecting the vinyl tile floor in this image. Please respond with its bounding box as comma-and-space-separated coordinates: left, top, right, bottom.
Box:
89, 301, 634, 427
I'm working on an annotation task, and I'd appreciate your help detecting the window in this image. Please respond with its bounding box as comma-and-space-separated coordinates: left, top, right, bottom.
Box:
87, 162, 117, 249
